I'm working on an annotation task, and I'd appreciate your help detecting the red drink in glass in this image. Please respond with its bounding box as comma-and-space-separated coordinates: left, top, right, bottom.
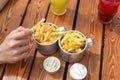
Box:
98, 0, 120, 24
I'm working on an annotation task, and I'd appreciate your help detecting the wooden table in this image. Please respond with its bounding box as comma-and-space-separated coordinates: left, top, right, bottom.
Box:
0, 0, 120, 80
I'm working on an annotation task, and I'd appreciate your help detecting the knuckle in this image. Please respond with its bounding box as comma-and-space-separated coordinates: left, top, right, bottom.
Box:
13, 57, 20, 62
19, 26, 23, 29
23, 31, 31, 36
23, 31, 27, 34
10, 30, 15, 34
12, 50, 18, 55
9, 42, 16, 48
21, 31, 27, 37
17, 26, 24, 31
6, 34, 13, 40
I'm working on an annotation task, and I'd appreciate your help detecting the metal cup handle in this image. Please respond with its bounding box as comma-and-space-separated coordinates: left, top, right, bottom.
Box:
86, 38, 94, 49
59, 26, 66, 31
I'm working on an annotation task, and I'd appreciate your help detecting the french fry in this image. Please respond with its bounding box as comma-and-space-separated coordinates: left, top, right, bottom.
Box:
51, 31, 64, 35
32, 18, 65, 44
31, 18, 45, 31
60, 31, 86, 53
75, 48, 82, 53
60, 34, 69, 45
44, 31, 50, 41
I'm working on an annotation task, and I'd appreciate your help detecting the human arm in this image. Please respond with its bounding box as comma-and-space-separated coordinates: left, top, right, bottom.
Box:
0, 26, 33, 64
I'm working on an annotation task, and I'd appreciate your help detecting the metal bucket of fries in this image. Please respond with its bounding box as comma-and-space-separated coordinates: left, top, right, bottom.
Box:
32, 22, 66, 56
58, 30, 94, 63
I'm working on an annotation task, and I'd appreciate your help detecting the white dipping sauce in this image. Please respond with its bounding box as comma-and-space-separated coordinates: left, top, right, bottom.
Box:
70, 63, 87, 80
43, 56, 61, 73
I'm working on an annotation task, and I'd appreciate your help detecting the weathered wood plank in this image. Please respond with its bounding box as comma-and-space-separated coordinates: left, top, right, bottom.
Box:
2, 0, 50, 79
0, 65, 4, 78
0, 0, 10, 76
46, 0, 77, 30
67, 0, 103, 80
102, 8, 120, 80
30, 51, 65, 80
1, 0, 30, 80
16, 0, 50, 80
29, 0, 77, 80
0, 0, 29, 79
22, 0, 50, 28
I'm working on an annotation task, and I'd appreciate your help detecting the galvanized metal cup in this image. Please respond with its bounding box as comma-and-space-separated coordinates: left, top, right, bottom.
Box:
33, 23, 66, 56
58, 30, 94, 63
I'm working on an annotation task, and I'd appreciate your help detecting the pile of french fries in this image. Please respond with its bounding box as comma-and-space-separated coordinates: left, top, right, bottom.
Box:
31, 18, 64, 44
60, 31, 86, 53
32, 18, 86, 53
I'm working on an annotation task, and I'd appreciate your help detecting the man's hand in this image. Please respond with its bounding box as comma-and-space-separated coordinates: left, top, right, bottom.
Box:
0, 26, 33, 64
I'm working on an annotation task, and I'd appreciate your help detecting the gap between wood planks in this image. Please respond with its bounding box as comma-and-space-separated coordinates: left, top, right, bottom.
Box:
25, 0, 105, 80
99, 24, 105, 80
0, 64, 7, 80
27, 1, 50, 80
0, 0, 105, 79
0, 0, 32, 79
0, 0, 81, 80
63, 0, 80, 80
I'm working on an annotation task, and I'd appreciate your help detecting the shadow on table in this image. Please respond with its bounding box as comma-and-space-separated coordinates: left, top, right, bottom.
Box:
27, 54, 65, 80
80, 50, 100, 80
47, 65, 65, 79
110, 14, 120, 36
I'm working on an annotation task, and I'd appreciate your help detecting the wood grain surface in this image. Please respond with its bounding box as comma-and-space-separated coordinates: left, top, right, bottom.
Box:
1, 0, 30, 80
0, 0, 29, 79
102, 8, 120, 80
2, 0, 50, 80
0, 0, 120, 80
21, 0, 49, 79
29, 0, 77, 80
67, 0, 103, 80
46, 0, 77, 30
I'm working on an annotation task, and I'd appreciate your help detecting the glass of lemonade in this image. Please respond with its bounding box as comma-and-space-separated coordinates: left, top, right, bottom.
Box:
98, 0, 120, 24
50, 0, 68, 15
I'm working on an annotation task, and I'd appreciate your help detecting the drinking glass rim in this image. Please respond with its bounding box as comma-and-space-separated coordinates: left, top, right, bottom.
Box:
102, 0, 120, 5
